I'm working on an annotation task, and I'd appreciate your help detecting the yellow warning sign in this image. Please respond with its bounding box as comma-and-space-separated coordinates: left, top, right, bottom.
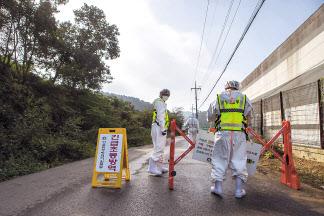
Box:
92, 128, 130, 188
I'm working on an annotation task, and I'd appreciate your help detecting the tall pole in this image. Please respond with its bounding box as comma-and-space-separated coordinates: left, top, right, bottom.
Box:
317, 79, 324, 149
191, 81, 201, 119
191, 104, 195, 117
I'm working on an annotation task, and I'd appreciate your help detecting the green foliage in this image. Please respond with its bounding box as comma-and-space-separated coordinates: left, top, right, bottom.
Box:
0, 1, 120, 91
262, 144, 284, 159
169, 107, 185, 132
0, 63, 151, 181
0, 0, 171, 183
105, 93, 153, 111
0, 154, 48, 181
263, 151, 274, 159
0, 0, 130, 181
46, 3, 120, 90
0, 0, 59, 78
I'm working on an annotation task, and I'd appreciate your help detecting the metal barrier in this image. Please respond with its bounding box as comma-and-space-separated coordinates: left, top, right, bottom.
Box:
169, 119, 300, 190
168, 119, 195, 190
246, 120, 301, 190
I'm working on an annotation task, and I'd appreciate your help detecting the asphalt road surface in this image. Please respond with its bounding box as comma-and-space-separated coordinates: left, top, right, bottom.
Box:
1, 137, 324, 216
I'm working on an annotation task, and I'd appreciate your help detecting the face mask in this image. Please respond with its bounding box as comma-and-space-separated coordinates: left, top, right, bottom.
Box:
162, 96, 169, 101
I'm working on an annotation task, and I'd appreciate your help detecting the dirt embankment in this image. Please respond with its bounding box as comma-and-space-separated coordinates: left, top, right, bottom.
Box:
258, 156, 324, 190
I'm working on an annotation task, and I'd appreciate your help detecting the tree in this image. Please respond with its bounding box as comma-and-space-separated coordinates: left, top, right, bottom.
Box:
43, 3, 120, 90
169, 107, 185, 129
0, 1, 126, 181
0, 1, 120, 90
0, 0, 65, 81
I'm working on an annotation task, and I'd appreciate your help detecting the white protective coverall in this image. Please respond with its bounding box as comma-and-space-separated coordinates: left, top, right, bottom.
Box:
148, 97, 168, 175
207, 90, 252, 183
183, 116, 199, 144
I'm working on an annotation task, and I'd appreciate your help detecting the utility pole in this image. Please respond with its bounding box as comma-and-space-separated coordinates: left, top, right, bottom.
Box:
191, 104, 195, 117
191, 81, 201, 119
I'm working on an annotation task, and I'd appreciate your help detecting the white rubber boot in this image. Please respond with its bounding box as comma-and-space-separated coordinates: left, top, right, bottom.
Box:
156, 161, 168, 173
147, 158, 162, 176
211, 181, 223, 198
235, 177, 246, 198
161, 166, 169, 173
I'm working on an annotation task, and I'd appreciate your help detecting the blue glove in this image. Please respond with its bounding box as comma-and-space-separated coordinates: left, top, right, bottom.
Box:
162, 130, 167, 136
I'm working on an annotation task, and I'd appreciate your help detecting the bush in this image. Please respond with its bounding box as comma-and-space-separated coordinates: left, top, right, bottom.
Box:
0, 64, 153, 181
0, 154, 48, 181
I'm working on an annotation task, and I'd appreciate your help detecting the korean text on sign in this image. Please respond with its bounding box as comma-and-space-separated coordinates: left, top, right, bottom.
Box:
96, 134, 123, 173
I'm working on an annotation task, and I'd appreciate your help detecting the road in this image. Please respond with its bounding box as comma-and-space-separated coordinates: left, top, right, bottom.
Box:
1, 137, 324, 216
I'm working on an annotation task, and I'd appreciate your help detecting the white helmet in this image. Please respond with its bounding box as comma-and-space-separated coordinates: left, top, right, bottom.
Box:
225, 80, 240, 90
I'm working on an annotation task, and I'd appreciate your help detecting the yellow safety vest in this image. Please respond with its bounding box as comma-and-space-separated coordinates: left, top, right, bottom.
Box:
216, 94, 247, 131
152, 99, 170, 128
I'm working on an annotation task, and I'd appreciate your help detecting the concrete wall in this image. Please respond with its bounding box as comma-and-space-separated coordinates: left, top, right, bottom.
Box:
241, 5, 324, 160
241, 5, 324, 100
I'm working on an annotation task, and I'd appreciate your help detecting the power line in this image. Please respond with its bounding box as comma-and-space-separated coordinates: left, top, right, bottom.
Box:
198, 0, 235, 85
200, 0, 241, 86
199, 0, 265, 108
193, 0, 210, 83
206, 0, 235, 71
204, 0, 219, 47
210, 0, 242, 74
199, 0, 266, 109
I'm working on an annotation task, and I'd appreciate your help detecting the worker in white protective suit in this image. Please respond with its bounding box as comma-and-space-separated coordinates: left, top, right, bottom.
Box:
183, 116, 199, 144
207, 80, 252, 198
148, 89, 170, 176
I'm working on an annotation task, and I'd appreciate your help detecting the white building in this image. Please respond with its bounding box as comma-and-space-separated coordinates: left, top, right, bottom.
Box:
241, 5, 324, 162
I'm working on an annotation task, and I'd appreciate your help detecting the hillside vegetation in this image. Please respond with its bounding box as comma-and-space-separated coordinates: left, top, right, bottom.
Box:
105, 93, 153, 111
0, 0, 183, 181
0, 63, 155, 181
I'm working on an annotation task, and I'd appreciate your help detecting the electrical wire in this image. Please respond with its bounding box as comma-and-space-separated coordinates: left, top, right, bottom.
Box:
198, 0, 235, 86
210, 0, 242, 74
193, 0, 210, 84
200, 0, 241, 86
199, 0, 266, 109
204, 0, 219, 47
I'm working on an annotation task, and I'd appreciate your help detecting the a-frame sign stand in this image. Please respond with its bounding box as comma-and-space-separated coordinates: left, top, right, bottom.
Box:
92, 128, 130, 188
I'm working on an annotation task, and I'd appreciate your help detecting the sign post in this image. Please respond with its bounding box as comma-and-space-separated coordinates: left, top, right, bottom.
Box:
92, 128, 130, 188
